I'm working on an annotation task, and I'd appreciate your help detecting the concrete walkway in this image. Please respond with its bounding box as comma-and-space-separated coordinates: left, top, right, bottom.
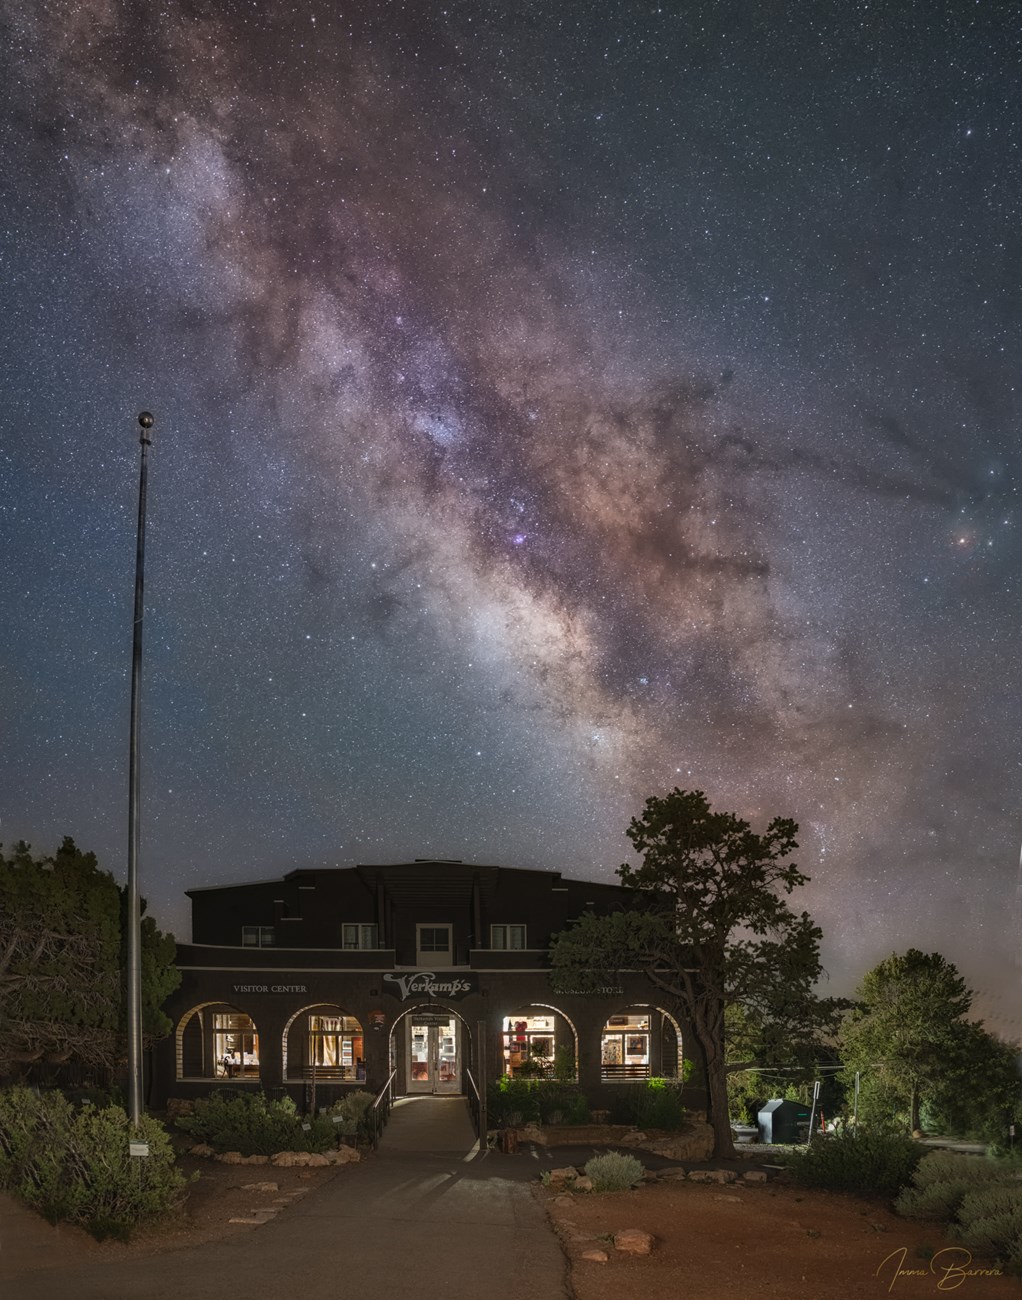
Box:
1, 1097, 571, 1300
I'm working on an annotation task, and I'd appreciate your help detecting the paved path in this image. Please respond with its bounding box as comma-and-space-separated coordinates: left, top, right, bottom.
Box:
1, 1097, 572, 1300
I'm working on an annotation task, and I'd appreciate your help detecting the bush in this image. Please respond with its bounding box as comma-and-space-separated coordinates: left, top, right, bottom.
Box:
584, 1151, 644, 1192
323, 1090, 375, 1137
485, 1077, 590, 1127
175, 1090, 336, 1155
603, 1078, 686, 1131
782, 1127, 925, 1197
0, 1087, 187, 1241
896, 1151, 1020, 1222
952, 1183, 1022, 1266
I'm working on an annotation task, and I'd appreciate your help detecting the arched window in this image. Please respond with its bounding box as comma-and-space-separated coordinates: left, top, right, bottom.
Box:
283, 1005, 365, 1081
175, 1003, 260, 1081
501, 1005, 578, 1079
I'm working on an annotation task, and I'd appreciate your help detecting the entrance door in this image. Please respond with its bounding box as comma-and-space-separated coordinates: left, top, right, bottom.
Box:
407, 1016, 460, 1094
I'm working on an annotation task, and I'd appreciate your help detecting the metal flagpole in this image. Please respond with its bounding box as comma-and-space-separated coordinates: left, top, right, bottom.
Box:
126, 411, 154, 1128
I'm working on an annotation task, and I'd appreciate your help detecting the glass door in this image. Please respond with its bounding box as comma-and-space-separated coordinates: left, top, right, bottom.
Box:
406, 1017, 460, 1093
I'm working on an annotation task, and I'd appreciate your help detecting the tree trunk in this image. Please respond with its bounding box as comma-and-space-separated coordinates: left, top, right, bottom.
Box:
693, 1000, 737, 1160
910, 1082, 920, 1135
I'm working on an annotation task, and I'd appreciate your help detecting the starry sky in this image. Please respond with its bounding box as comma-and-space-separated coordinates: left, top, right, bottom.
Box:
1, 1, 1019, 1033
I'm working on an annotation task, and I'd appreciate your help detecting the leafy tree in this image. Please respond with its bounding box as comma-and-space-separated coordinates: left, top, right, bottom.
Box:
0, 838, 179, 1083
549, 788, 842, 1157
922, 1023, 1022, 1146
840, 949, 974, 1134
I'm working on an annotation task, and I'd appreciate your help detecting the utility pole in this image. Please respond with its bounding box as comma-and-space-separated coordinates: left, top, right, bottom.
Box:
126, 411, 154, 1127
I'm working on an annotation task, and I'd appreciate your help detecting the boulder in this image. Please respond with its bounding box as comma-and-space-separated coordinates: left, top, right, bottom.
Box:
549, 1166, 580, 1185
581, 1249, 609, 1263
742, 1170, 768, 1183
190, 1143, 215, 1158
305, 1153, 330, 1167
217, 1151, 246, 1165
573, 1176, 594, 1193
614, 1228, 654, 1255
271, 1152, 301, 1167
688, 1168, 735, 1184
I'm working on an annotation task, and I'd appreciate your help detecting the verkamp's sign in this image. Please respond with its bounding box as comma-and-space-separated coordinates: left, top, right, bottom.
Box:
383, 971, 477, 1000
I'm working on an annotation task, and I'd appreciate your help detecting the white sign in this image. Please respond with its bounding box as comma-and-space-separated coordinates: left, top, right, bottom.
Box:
382, 971, 476, 1000
129, 1142, 150, 1158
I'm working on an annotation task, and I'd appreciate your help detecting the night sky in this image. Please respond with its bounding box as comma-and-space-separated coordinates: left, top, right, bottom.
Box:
1, 2, 1019, 1033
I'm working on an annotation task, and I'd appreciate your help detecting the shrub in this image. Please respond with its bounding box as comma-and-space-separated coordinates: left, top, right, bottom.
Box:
584, 1151, 644, 1192
324, 1090, 375, 1137
488, 1076, 541, 1126
952, 1184, 1022, 1265
175, 1090, 336, 1155
0, 1087, 187, 1241
782, 1127, 925, 1197
604, 1078, 686, 1131
896, 1151, 1019, 1222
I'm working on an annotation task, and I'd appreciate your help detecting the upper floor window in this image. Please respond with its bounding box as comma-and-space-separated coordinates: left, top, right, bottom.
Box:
342, 923, 379, 950
241, 925, 275, 947
491, 924, 526, 950
416, 924, 452, 964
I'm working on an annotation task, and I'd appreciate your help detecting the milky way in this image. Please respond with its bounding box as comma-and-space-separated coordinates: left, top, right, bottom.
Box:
1, 2, 1019, 1031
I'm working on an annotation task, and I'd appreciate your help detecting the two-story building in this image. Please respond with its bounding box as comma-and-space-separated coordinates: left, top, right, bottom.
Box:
155, 859, 702, 1111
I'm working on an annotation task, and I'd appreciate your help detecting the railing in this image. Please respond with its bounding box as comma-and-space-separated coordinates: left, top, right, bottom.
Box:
600, 1063, 654, 1081
368, 1069, 397, 1150
465, 1068, 482, 1139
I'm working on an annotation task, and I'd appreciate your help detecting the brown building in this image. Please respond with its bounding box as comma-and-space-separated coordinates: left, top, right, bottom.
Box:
155, 859, 703, 1112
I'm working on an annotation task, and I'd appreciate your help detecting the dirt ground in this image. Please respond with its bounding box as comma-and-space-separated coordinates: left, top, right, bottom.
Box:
0, 1154, 346, 1280
542, 1176, 1021, 1300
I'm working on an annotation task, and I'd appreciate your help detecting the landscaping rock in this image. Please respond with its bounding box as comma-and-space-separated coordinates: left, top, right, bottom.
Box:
574, 1176, 594, 1193
549, 1166, 580, 1185
688, 1168, 735, 1184
554, 1194, 575, 1207
305, 1153, 330, 1167
581, 1249, 609, 1263
217, 1151, 246, 1165
657, 1167, 688, 1180
614, 1228, 654, 1255
742, 1170, 768, 1183
271, 1152, 301, 1167
190, 1143, 215, 1158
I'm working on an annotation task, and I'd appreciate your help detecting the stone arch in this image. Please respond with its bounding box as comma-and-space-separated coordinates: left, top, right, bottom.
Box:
600, 1003, 682, 1081
500, 1002, 579, 1079
282, 1003, 365, 1081
175, 1001, 261, 1082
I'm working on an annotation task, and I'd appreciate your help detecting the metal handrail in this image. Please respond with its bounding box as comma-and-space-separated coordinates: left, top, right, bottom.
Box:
465, 1068, 481, 1138
369, 1069, 397, 1150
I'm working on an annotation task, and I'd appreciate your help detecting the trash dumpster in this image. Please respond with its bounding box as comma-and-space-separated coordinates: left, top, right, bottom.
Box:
758, 1098, 811, 1143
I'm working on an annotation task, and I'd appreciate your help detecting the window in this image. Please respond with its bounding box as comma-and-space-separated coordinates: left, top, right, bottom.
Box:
342, 923, 379, 950
502, 1011, 561, 1078
215, 1011, 259, 1078
601, 1012, 651, 1080
416, 925, 452, 964
241, 925, 275, 947
307, 1014, 364, 1079
491, 924, 526, 950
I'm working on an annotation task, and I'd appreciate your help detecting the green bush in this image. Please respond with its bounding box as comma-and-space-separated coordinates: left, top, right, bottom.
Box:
952, 1184, 1022, 1266
603, 1078, 686, 1131
584, 1151, 644, 1192
896, 1151, 1019, 1221
175, 1090, 336, 1155
0, 1087, 187, 1241
323, 1090, 375, 1136
782, 1127, 925, 1197
485, 1077, 590, 1127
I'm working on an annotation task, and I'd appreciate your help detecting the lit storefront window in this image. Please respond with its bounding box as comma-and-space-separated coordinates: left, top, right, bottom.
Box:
307, 1014, 365, 1080
215, 1011, 260, 1078
503, 1012, 556, 1077
601, 1012, 650, 1080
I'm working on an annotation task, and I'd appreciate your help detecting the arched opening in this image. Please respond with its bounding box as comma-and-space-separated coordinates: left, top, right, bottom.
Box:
601, 1005, 682, 1081
175, 1002, 261, 1081
283, 1004, 365, 1082
501, 1003, 578, 1080
389, 1004, 472, 1095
